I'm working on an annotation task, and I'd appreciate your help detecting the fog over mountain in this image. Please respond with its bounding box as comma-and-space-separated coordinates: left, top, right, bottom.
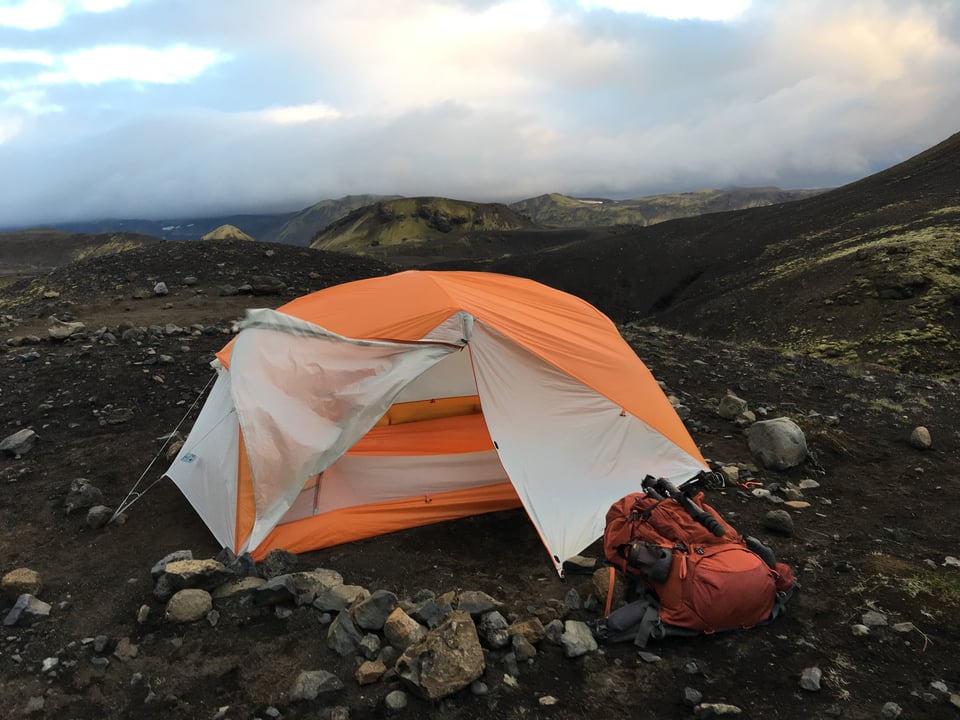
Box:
2, 0, 959, 226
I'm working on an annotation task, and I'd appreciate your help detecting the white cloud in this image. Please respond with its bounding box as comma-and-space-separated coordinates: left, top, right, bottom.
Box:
0, 0, 64, 30
80, 0, 132, 11
264, 103, 341, 125
36, 44, 223, 85
0, 49, 55, 65
577, 0, 751, 22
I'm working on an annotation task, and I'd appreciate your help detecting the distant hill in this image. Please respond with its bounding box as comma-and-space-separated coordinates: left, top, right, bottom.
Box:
271, 195, 402, 246
309, 197, 542, 262
18, 214, 295, 242
201, 224, 256, 242
451, 131, 960, 376
509, 188, 826, 228
0, 230, 161, 279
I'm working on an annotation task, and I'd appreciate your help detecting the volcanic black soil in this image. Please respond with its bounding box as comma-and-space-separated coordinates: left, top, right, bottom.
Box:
1, 240, 958, 719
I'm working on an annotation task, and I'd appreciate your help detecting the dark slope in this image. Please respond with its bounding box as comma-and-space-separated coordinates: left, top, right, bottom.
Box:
458, 131, 960, 375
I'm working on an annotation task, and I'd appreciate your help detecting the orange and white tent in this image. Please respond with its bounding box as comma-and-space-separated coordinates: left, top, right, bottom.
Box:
166, 270, 706, 573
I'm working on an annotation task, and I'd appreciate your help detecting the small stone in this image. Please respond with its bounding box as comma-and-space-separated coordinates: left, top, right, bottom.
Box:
950, 694, 960, 710
929, 680, 948, 694
355, 660, 387, 686
288, 669, 344, 702
909, 426, 931, 450
891, 622, 914, 633
694, 703, 742, 717
638, 651, 661, 663
563, 588, 582, 610
86, 505, 115, 529
798, 479, 821, 490
718, 393, 748, 420
93, 635, 110, 653
113, 637, 138, 661
3, 594, 51, 626
943, 556, 960, 568
512, 633, 537, 661
384, 689, 408, 712
684, 687, 703, 707
851, 624, 870, 636
25, 696, 45, 714
763, 509, 795, 536
41, 657, 59, 673
539, 695, 558, 706
0, 428, 39, 457
800, 666, 822, 691
470, 680, 488, 696
91, 656, 110, 671
456, 590, 504, 616
862, 610, 888, 627
880, 701, 903, 719
783, 501, 811, 509
560, 620, 598, 658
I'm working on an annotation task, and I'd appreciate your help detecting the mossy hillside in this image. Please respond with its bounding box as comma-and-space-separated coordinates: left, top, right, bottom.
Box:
510, 188, 824, 228
310, 197, 538, 253
735, 214, 960, 374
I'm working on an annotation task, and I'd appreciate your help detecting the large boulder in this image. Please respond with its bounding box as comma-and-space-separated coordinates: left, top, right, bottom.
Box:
397, 611, 485, 700
746, 417, 807, 470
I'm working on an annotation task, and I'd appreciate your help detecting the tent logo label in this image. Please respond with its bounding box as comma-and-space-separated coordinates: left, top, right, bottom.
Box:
180, 453, 197, 464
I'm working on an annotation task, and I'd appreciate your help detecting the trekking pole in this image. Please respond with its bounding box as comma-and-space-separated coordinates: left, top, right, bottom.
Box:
653, 477, 726, 537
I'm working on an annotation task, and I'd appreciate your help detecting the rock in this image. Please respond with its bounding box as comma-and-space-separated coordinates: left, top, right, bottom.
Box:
65, 478, 104, 513
352, 589, 398, 631
93, 635, 109, 653
512, 633, 537, 661
86, 505, 115, 529
359, 633, 381, 660
747, 417, 808, 470
718, 393, 748, 420
48, 317, 86, 340
800, 666, 822, 691
154, 282, 169, 296
851, 624, 870, 636
113, 637, 138, 661
508, 616, 546, 644
456, 589, 504, 616
165, 589, 213, 623
880, 701, 903, 719
287, 568, 343, 605
249, 275, 286, 295
563, 554, 597, 572
763, 509, 794, 536
477, 610, 511, 649
384, 689, 408, 712
862, 610, 888, 627
563, 588, 582, 610
314, 584, 370, 612
137, 604, 150, 624
0, 428, 38, 457
684, 687, 703, 707
288, 669, 344, 702
891, 621, 915, 633
544, 619, 565, 644
260, 549, 298, 578
799, 478, 821, 489
734, 410, 756, 427
560, 620, 598, 658
327, 610, 364, 656
3, 594, 52, 626
591, 567, 625, 608
910, 426, 931, 449
407, 596, 451, 628
212, 576, 266, 599
163, 559, 232, 591
25, 695, 45, 714
783, 500, 811, 509
470, 680, 488, 696
91, 656, 110, 671
253, 574, 297, 606
355, 660, 387, 686
1, 568, 41, 600
383, 607, 426, 651
396, 611, 485, 700
694, 703, 743, 717
152, 574, 176, 602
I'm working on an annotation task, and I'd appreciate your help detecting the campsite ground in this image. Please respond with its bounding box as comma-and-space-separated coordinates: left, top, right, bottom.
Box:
1, 240, 958, 719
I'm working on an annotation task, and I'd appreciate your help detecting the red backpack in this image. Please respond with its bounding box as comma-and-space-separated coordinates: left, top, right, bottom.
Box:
598, 476, 795, 645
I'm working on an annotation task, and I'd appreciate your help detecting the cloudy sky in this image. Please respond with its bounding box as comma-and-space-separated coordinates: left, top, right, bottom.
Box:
1, 0, 959, 226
